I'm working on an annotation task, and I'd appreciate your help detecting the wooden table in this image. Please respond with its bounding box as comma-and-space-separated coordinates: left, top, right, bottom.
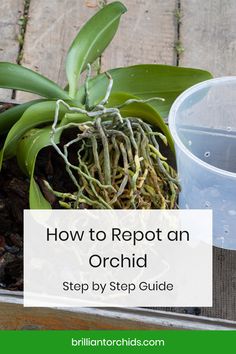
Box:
1, 290, 236, 330
0, 0, 236, 326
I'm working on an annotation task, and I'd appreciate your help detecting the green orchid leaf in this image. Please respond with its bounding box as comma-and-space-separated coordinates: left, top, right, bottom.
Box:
16, 127, 57, 209
0, 99, 45, 134
30, 178, 52, 209
0, 62, 70, 99
107, 92, 174, 151
0, 101, 68, 166
77, 64, 213, 118
16, 112, 90, 209
66, 1, 127, 98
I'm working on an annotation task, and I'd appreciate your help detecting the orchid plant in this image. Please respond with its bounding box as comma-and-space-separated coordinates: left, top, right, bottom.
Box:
0, 2, 212, 209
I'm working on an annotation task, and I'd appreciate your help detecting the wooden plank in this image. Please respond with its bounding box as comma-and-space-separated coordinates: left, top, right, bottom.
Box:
176, 0, 236, 321
17, 0, 178, 102
16, 0, 99, 102
179, 0, 236, 75
0, 0, 24, 100
0, 295, 236, 330
102, 0, 178, 71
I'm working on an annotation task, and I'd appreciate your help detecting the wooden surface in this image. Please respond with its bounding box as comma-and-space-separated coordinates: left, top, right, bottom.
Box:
16, 0, 178, 101
0, 0, 24, 100
179, 0, 236, 76
102, 0, 177, 70
0, 292, 236, 330
0, 0, 236, 324
16, 0, 98, 102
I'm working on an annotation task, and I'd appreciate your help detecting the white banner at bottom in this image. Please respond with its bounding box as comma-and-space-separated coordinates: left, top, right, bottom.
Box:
24, 209, 212, 307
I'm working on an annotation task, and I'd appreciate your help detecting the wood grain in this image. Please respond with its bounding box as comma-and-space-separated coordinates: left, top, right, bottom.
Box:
0, 297, 235, 330
0, 303, 164, 330
16, 0, 98, 102
179, 0, 236, 75
102, 0, 178, 71
0, 0, 24, 100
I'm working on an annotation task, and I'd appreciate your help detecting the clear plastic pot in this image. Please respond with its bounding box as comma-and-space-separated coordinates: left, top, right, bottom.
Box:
169, 77, 236, 250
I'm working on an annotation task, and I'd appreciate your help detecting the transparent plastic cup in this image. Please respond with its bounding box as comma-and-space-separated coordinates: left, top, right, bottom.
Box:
169, 77, 236, 250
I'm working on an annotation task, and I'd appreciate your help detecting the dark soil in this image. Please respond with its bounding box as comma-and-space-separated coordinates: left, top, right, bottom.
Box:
0, 158, 27, 290
0, 140, 77, 290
